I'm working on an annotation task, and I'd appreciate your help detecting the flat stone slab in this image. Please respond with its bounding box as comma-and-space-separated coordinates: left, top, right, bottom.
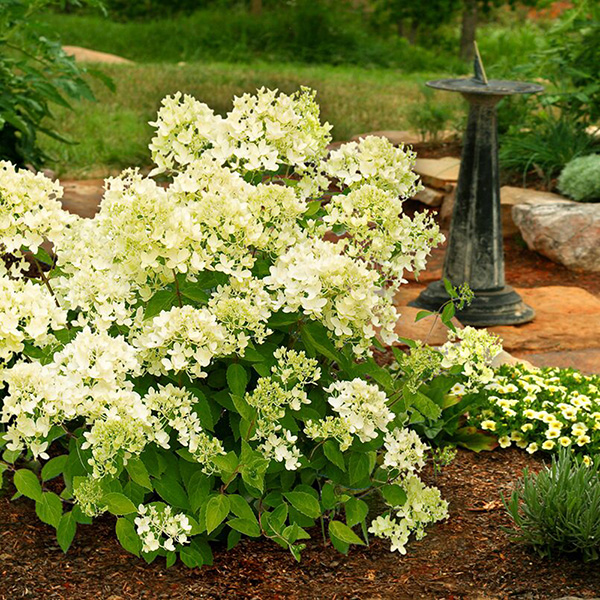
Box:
63, 46, 133, 64
60, 179, 104, 218
500, 186, 571, 237
489, 286, 600, 353
513, 202, 600, 271
413, 186, 444, 207
514, 348, 600, 375
414, 157, 460, 190
396, 285, 600, 360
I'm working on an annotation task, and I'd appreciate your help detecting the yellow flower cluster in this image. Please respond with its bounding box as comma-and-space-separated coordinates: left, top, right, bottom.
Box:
470, 364, 600, 461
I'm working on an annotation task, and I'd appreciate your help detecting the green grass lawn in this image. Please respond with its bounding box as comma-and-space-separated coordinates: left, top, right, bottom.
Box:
37, 8, 546, 179
41, 62, 464, 179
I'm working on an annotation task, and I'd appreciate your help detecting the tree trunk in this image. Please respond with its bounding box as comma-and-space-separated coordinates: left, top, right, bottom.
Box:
250, 0, 262, 16
407, 19, 418, 45
460, 0, 478, 61
396, 19, 405, 38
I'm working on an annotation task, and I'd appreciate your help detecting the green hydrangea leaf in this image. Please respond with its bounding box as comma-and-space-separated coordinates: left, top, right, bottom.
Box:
329, 520, 365, 546
116, 518, 142, 557
14, 469, 42, 501
205, 495, 230, 534
284, 491, 321, 519
36, 492, 63, 528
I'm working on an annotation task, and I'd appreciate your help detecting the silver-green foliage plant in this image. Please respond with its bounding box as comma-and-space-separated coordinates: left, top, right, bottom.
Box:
558, 154, 600, 202
0, 87, 494, 567
504, 448, 600, 562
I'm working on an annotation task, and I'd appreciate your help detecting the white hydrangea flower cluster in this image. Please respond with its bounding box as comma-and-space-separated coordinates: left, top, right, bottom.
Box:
247, 183, 308, 256
143, 384, 225, 472
306, 379, 394, 447
321, 184, 443, 282
98, 169, 187, 288
271, 347, 321, 386
1, 331, 143, 465
265, 238, 398, 354
245, 348, 320, 470
86, 159, 310, 289
216, 87, 332, 173
52, 218, 135, 329
394, 342, 444, 394
325, 378, 394, 443
368, 424, 447, 554
0, 161, 74, 254
133, 306, 241, 378
82, 405, 152, 478
73, 476, 107, 517
52, 327, 141, 389
208, 277, 273, 347
149, 92, 224, 175
1, 361, 70, 460
168, 160, 264, 279
441, 326, 503, 390
383, 427, 428, 475
1, 332, 225, 479
135, 504, 192, 553
368, 474, 448, 554
1, 327, 148, 468
0, 275, 67, 361
304, 415, 354, 451
323, 135, 421, 197
150, 87, 332, 176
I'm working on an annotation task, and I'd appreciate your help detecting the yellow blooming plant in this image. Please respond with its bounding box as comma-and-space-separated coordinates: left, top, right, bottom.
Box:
468, 364, 600, 461
0, 88, 460, 566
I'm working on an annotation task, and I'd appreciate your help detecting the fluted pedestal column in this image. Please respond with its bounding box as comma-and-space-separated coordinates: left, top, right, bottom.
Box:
411, 91, 535, 326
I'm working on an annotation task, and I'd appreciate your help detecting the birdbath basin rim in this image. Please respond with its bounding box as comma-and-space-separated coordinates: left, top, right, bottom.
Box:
426, 78, 544, 96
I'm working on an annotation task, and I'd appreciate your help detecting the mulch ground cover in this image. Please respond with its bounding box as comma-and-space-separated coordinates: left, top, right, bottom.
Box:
1, 449, 599, 600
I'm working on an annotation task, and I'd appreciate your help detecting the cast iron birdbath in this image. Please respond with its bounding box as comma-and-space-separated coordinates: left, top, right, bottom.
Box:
410, 46, 544, 326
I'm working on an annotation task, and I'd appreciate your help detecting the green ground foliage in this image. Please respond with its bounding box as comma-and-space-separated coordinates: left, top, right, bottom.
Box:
20, 2, 577, 178
39, 63, 461, 178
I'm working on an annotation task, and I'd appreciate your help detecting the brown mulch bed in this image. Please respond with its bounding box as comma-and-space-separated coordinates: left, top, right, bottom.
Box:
1, 449, 599, 600
400, 198, 600, 298
411, 139, 463, 160
504, 236, 600, 297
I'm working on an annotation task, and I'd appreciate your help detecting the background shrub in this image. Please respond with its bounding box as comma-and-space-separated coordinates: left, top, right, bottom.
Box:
0, 0, 106, 167
499, 115, 599, 187
406, 86, 459, 142
558, 154, 600, 202
41, 5, 465, 71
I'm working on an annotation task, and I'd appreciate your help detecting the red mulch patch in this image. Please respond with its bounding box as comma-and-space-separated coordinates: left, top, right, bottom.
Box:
1, 449, 599, 600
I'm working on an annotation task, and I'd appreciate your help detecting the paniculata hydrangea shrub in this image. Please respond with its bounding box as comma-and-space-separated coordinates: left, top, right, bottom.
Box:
466, 364, 600, 463
0, 86, 485, 567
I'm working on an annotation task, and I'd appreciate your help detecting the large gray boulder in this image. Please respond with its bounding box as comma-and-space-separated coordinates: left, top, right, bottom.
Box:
512, 202, 600, 272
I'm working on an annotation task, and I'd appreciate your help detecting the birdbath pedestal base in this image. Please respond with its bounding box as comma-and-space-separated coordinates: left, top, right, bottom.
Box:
411, 280, 535, 327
